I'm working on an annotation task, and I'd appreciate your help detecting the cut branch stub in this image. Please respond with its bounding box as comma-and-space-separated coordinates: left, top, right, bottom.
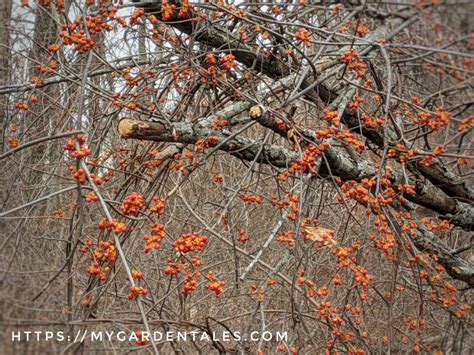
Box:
249, 105, 264, 119
117, 117, 298, 168
118, 118, 167, 140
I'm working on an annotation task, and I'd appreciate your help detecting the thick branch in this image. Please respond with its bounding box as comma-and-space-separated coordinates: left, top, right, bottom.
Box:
250, 106, 474, 230
415, 229, 474, 286
137, 0, 472, 210
118, 116, 474, 286
118, 118, 297, 168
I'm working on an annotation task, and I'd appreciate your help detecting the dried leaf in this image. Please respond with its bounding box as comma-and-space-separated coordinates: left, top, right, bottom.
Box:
303, 226, 336, 247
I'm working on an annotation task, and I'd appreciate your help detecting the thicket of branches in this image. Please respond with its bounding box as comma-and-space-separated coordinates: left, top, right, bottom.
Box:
1, 0, 473, 353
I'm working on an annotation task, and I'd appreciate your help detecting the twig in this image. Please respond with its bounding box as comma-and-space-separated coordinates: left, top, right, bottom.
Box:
0, 131, 83, 160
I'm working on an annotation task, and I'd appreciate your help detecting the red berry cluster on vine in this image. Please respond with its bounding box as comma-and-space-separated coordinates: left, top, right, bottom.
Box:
69, 167, 87, 184
317, 109, 366, 151
15, 102, 29, 111
341, 49, 367, 78
279, 143, 328, 181
98, 218, 128, 235
413, 107, 452, 131
85, 191, 99, 203
419, 145, 445, 167
172, 232, 208, 253
348, 95, 364, 111
164, 259, 181, 276
64, 134, 91, 159
205, 53, 217, 66
144, 223, 166, 253
458, 114, 474, 132
239, 194, 263, 205
295, 28, 311, 47
149, 196, 166, 215
276, 231, 296, 247
182, 271, 200, 295
220, 54, 237, 72
361, 113, 385, 129
130, 8, 145, 26
214, 174, 224, 184
251, 284, 265, 303
120, 192, 145, 217
178, 0, 192, 18
211, 117, 229, 131
60, 28, 96, 53
128, 286, 148, 300
161, 0, 176, 21
36, 59, 58, 75
237, 229, 249, 243
7, 136, 19, 148
48, 43, 60, 53
205, 271, 225, 298
287, 194, 301, 221
59, 13, 115, 52
332, 241, 373, 303
131, 269, 144, 280
355, 22, 370, 37
195, 136, 219, 152
69, 167, 103, 185
81, 239, 116, 281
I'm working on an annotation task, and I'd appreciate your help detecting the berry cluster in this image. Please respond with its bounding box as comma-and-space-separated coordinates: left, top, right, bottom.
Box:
276, 231, 296, 248
59, 14, 113, 52
120, 192, 145, 217
128, 286, 148, 300
64, 134, 91, 159
131, 270, 144, 280
195, 136, 219, 152
420, 145, 445, 167
205, 271, 225, 298
219, 54, 237, 72
172, 232, 208, 254
6, 136, 19, 148
237, 229, 249, 243
182, 271, 200, 295
413, 107, 452, 131
36, 59, 58, 75
295, 28, 311, 47
161, 0, 176, 21
15, 102, 29, 111
164, 259, 181, 276
149, 196, 166, 215
144, 223, 166, 253
82, 239, 116, 281
178, 0, 192, 18
341, 49, 367, 78
130, 8, 144, 26
361, 113, 384, 129
348, 95, 364, 111
85, 191, 99, 203
98, 218, 128, 235
69, 167, 103, 185
279, 143, 328, 181
239, 194, 263, 205
251, 285, 265, 303
134, 331, 149, 346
